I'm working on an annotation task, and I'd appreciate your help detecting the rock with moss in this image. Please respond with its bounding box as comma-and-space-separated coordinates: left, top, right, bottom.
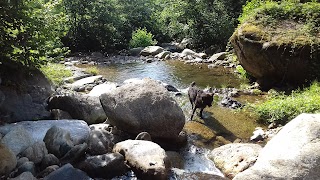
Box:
231, 2, 320, 89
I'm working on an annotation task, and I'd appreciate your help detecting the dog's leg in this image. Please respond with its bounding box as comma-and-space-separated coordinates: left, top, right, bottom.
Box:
199, 108, 204, 119
190, 106, 197, 120
189, 97, 194, 109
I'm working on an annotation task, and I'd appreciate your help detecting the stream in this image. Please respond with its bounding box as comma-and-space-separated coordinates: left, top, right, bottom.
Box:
89, 59, 265, 179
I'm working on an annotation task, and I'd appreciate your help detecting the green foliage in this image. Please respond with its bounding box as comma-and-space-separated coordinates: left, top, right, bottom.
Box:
40, 63, 72, 86
254, 81, 320, 124
84, 66, 99, 75
129, 28, 157, 48
236, 65, 250, 79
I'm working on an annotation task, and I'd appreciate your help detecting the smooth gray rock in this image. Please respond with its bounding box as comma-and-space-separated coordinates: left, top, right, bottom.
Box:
60, 143, 88, 164
44, 126, 74, 158
140, 46, 164, 56
100, 79, 185, 140
44, 163, 91, 180
113, 140, 170, 180
0, 144, 17, 176
68, 75, 102, 90
87, 126, 114, 155
1, 126, 33, 155
37, 165, 59, 178
17, 157, 29, 168
21, 141, 48, 164
0, 120, 90, 145
77, 153, 128, 179
15, 161, 35, 176
40, 154, 59, 171
209, 143, 262, 179
9, 172, 37, 180
234, 113, 320, 180
87, 82, 118, 97
47, 93, 107, 124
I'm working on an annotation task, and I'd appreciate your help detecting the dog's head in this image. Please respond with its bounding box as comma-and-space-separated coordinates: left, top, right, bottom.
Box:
201, 93, 214, 107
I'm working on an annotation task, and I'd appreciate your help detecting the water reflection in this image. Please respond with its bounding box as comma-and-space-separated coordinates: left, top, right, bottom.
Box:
96, 61, 246, 89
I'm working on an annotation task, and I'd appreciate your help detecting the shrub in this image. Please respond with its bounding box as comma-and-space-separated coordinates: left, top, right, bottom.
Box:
253, 81, 320, 124
129, 28, 157, 48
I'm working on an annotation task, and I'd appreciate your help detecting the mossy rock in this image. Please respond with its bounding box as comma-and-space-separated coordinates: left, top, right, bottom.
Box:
231, 21, 320, 89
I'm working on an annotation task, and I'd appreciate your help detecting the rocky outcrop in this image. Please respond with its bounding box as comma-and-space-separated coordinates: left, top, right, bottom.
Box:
140, 46, 164, 56
0, 60, 53, 123
231, 23, 320, 89
113, 140, 170, 180
100, 78, 185, 141
47, 92, 107, 124
43, 163, 91, 180
0, 120, 90, 145
209, 143, 262, 179
234, 113, 320, 180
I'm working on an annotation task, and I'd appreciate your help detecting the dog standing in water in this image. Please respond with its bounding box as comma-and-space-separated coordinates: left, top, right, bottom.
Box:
188, 82, 214, 120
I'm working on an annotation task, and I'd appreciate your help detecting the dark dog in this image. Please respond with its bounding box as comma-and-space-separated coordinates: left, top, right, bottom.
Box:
188, 82, 214, 120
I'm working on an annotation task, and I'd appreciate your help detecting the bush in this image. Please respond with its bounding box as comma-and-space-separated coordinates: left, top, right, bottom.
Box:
129, 28, 157, 48
253, 81, 320, 124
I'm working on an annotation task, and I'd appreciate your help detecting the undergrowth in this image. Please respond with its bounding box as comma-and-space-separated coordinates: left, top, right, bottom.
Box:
40, 63, 72, 86
252, 81, 320, 124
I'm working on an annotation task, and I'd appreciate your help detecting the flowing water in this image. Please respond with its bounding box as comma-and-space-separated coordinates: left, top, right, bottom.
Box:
93, 59, 266, 179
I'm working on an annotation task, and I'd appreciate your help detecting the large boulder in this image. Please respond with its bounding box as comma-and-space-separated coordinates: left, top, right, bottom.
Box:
99, 78, 185, 140
113, 140, 170, 180
231, 23, 320, 89
43, 126, 74, 158
0, 60, 53, 123
0, 120, 90, 145
140, 46, 164, 56
209, 143, 262, 179
47, 92, 107, 124
21, 141, 48, 164
67, 75, 103, 90
234, 113, 320, 180
0, 144, 17, 176
1, 126, 33, 155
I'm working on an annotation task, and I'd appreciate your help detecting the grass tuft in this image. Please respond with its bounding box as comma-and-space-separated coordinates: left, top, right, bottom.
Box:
40, 63, 72, 86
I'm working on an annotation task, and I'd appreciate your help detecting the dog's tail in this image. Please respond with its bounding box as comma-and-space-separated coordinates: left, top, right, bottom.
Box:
190, 81, 196, 87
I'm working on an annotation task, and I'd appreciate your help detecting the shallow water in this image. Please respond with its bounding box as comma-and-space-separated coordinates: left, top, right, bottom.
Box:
93, 59, 266, 178
97, 60, 245, 89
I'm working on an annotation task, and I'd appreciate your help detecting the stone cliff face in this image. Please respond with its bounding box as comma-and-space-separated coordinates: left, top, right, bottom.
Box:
231, 23, 320, 89
0, 60, 53, 123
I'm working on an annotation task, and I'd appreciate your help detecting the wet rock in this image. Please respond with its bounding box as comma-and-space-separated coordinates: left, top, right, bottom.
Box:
209, 143, 262, 179
208, 52, 227, 62
113, 140, 170, 180
43, 163, 91, 180
77, 153, 128, 179
87, 82, 118, 97
1, 126, 33, 155
87, 124, 116, 155
250, 127, 265, 141
129, 47, 144, 56
43, 126, 74, 158
47, 92, 107, 124
155, 51, 171, 59
9, 172, 37, 180
140, 46, 164, 56
37, 165, 59, 178
0, 144, 17, 176
135, 132, 152, 141
15, 161, 35, 176
21, 141, 48, 164
171, 169, 227, 180
234, 113, 320, 180
0, 120, 90, 145
220, 96, 243, 109
67, 75, 102, 90
165, 151, 184, 169
60, 143, 87, 164
100, 78, 185, 141
40, 154, 59, 171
